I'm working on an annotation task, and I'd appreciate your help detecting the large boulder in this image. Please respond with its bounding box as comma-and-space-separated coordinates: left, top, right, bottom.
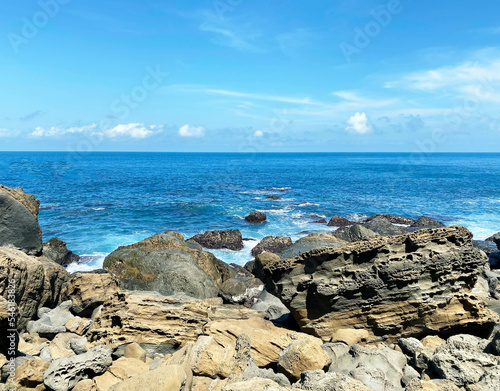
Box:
220, 277, 264, 306
277, 232, 346, 259
43, 237, 80, 266
333, 224, 379, 242
104, 231, 232, 299
411, 216, 445, 228
0, 185, 42, 255
0, 247, 69, 332
245, 212, 266, 223
365, 214, 415, 225
251, 236, 292, 257
259, 226, 500, 342
190, 229, 244, 251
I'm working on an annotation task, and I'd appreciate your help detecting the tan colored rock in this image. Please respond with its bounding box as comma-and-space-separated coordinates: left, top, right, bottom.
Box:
329, 329, 371, 345
277, 339, 332, 380
89, 293, 266, 352
222, 378, 299, 391
92, 357, 150, 391
421, 335, 445, 350
63, 272, 120, 317
0, 353, 7, 368
123, 343, 146, 362
204, 316, 323, 367
405, 379, 461, 391
14, 358, 50, 389
66, 316, 92, 336
73, 379, 93, 391
108, 364, 191, 391
48, 333, 79, 359
192, 377, 227, 391
18, 336, 43, 356
0, 247, 69, 330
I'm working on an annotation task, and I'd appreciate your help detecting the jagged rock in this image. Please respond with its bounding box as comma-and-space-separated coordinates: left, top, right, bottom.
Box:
260, 227, 500, 342
277, 232, 347, 259
108, 364, 191, 391
89, 292, 266, 359
293, 370, 372, 391
63, 271, 120, 317
277, 339, 332, 380
250, 290, 291, 324
366, 214, 415, 225
65, 316, 92, 336
245, 212, 267, 223
27, 301, 74, 338
43, 345, 113, 391
0, 185, 42, 255
428, 334, 499, 387
411, 216, 445, 228
399, 338, 424, 357
251, 236, 292, 257
190, 229, 244, 251
13, 358, 50, 389
104, 232, 226, 299
220, 277, 264, 306
0, 247, 68, 332
327, 216, 356, 227
43, 237, 80, 266
327, 344, 407, 391
332, 224, 379, 242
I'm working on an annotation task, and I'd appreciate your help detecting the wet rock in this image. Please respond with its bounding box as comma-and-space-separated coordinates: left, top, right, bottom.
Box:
312, 219, 327, 224
411, 216, 445, 228
244, 212, 267, 223
327, 216, 356, 228
366, 214, 415, 225
266, 195, 280, 200
362, 216, 409, 236
333, 224, 379, 242
43, 237, 80, 266
251, 236, 292, 257
190, 229, 244, 251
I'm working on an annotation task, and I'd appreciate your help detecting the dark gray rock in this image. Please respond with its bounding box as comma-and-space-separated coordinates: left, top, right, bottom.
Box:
277, 232, 346, 259
266, 195, 280, 200
411, 216, 445, 228
429, 334, 499, 387
0, 189, 42, 255
43, 345, 112, 391
43, 237, 80, 266
104, 232, 224, 299
485, 232, 500, 248
333, 224, 379, 242
362, 217, 409, 236
488, 329, 500, 356
220, 277, 264, 306
473, 240, 498, 255
245, 212, 267, 223
251, 290, 291, 324
327, 216, 355, 228
366, 214, 415, 225
190, 229, 244, 251
251, 236, 292, 257
311, 219, 327, 224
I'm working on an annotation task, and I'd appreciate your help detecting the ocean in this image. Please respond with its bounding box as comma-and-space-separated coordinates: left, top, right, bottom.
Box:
1, 152, 499, 271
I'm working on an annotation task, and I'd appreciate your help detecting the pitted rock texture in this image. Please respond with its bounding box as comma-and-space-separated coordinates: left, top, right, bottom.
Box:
258, 226, 499, 342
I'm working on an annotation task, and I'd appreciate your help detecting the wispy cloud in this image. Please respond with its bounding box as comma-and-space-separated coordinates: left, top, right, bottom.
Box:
199, 23, 262, 52
0, 128, 18, 138
179, 124, 205, 138
20, 111, 45, 121
205, 89, 321, 105
30, 123, 161, 139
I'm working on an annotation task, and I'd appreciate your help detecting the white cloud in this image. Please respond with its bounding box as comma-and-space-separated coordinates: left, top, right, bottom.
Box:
254, 130, 263, 137
346, 112, 372, 134
106, 123, 159, 139
0, 128, 17, 138
31, 124, 98, 137
179, 124, 205, 138
205, 88, 319, 105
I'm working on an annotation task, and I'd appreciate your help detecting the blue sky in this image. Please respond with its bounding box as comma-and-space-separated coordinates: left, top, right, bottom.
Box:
1, 0, 499, 152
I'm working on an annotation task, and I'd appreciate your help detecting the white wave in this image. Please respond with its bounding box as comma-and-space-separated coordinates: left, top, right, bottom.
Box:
209, 239, 259, 266
66, 253, 107, 273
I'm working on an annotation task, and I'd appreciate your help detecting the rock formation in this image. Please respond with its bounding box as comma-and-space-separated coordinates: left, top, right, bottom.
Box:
190, 229, 244, 251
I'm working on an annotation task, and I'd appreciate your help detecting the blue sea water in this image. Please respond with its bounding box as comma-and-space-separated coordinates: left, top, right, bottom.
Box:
0, 152, 499, 271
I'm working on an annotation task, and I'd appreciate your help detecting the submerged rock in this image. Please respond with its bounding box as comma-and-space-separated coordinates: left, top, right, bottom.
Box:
259, 226, 500, 342
190, 229, 244, 251
43, 237, 80, 266
0, 185, 42, 255
104, 231, 233, 299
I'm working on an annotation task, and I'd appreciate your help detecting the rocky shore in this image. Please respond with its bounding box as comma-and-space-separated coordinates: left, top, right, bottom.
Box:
1, 185, 500, 391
